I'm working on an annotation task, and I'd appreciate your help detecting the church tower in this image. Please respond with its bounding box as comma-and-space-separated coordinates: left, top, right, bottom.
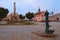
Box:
38, 7, 40, 12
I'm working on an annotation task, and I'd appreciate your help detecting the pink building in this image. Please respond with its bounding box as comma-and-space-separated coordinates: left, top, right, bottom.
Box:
33, 8, 46, 22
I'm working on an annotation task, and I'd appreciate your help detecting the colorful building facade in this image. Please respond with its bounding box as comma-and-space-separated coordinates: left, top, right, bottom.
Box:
33, 8, 46, 22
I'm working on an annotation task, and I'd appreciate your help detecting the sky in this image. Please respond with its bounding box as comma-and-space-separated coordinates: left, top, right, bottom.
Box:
0, 0, 60, 15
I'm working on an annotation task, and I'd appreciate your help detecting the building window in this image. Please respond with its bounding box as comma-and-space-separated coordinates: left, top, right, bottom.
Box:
56, 17, 59, 21
39, 18, 40, 19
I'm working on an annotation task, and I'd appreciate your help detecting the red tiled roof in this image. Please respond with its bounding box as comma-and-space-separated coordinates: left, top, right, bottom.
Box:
50, 13, 60, 18
35, 11, 45, 15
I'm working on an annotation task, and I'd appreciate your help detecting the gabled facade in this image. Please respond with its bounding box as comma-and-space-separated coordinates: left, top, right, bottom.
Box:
49, 13, 60, 21
33, 8, 46, 22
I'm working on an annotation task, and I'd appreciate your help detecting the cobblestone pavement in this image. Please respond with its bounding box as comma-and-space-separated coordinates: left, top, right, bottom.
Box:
0, 22, 60, 40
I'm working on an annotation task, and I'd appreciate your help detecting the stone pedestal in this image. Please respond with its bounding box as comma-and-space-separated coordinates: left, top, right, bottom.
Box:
32, 31, 57, 40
